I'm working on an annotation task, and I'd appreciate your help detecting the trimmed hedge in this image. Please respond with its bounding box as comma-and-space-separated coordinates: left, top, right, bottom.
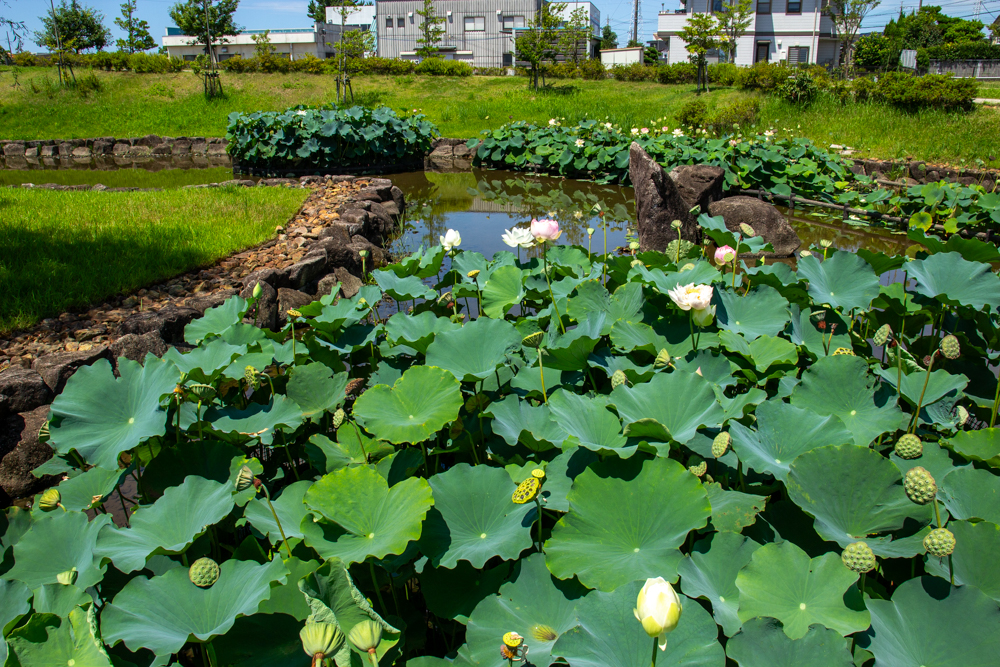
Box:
12, 51, 184, 73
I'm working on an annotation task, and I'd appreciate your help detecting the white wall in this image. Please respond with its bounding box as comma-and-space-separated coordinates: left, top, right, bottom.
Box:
601, 47, 643, 68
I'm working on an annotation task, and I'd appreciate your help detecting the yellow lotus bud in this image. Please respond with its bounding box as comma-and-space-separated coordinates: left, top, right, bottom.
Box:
634, 577, 682, 650
348, 620, 383, 653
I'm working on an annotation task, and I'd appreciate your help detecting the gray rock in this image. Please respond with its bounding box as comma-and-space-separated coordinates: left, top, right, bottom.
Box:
629, 142, 700, 251
0, 367, 54, 417
243, 267, 288, 290
355, 185, 393, 203
32, 347, 112, 394
707, 196, 802, 258
363, 202, 397, 244
390, 185, 406, 214
184, 289, 239, 314
287, 253, 328, 289
117, 305, 200, 343
277, 289, 315, 325
109, 332, 168, 366
317, 267, 363, 299
318, 224, 353, 247
668, 165, 725, 215
0, 406, 55, 501
240, 280, 278, 330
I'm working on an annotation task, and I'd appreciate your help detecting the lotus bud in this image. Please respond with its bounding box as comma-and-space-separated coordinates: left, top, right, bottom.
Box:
252, 282, 263, 299
841, 541, 876, 573
56, 568, 78, 586
348, 620, 383, 654
236, 465, 256, 493
634, 577, 682, 650
301, 621, 345, 664
467, 269, 481, 279
38, 488, 62, 512
670, 220, 682, 230
522, 332, 544, 349
955, 405, 970, 426
904, 466, 937, 505
359, 250, 369, 258
893, 434, 922, 460
923, 527, 956, 557
819, 239, 833, 248
799, 249, 812, 257
873, 324, 892, 347
611, 370, 628, 389
939, 335, 960, 360
712, 432, 731, 458
739, 223, 755, 237
687, 456, 707, 478
333, 408, 346, 429
189, 557, 220, 588
653, 349, 672, 369
629, 241, 640, 251
587, 227, 595, 236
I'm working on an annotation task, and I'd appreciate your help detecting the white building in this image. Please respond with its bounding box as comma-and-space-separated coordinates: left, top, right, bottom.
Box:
656, 0, 839, 66
161, 24, 362, 61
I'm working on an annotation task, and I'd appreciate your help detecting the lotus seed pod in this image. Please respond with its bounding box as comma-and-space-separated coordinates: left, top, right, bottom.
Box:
244, 366, 260, 390
611, 370, 628, 389
670, 220, 683, 230
940, 334, 960, 360
235, 465, 256, 493
37, 420, 50, 443
956, 405, 970, 426
252, 282, 263, 299
188, 557, 221, 588
436, 291, 452, 306
688, 456, 707, 478
841, 541, 876, 574
587, 227, 595, 236
348, 620, 383, 653
629, 241, 640, 251
300, 621, 345, 659
653, 349, 672, 369
799, 249, 812, 257
819, 239, 833, 248
712, 432, 731, 458
923, 527, 956, 557
873, 324, 892, 347
187, 383, 216, 402
512, 476, 542, 504
739, 223, 755, 237
287, 309, 302, 319
38, 488, 61, 512
503, 632, 524, 649
359, 249, 369, 258
56, 568, 78, 586
904, 466, 937, 505
531, 468, 546, 480
332, 408, 345, 429
467, 269, 481, 279
522, 332, 544, 349
630, 258, 644, 268
894, 433, 923, 460
832, 347, 855, 356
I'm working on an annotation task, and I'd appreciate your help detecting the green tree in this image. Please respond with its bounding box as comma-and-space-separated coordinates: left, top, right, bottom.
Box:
852, 32, 897, 70
114, 0, 156, 53
678, 12, 720, 92
715, 0, 753, 63
306, 0, 371, 25
599, 22, 617, 51
34, 0, 111, 53
415, 0, 446, 59
168, 0, 241, 66
884, 6, 985, 50
644, 44, 659, 64
515, 2, 565, 90
559, 6, 591, 66
827, 0, 880, 71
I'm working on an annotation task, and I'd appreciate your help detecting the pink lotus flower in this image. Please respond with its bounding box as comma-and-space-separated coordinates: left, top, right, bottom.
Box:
714, 245, 736, 265
530, 218, 562, 242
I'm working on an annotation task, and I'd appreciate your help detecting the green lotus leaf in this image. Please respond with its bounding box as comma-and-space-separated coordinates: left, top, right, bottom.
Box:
542, 315, 607, 371
99, 475, 236, 573
205, 395, 305, 445
222, 349, 278, 380
905, 251, 1000, 310
7, 606, 112, 667
924, 520, 1000, 602
285, 363, 349, 419
938, 466, 1000, 524
510, 364, 573, 400
47, 357, 178, 469
633, 262, 722, 294
547, 389, 630, 455
673, 349, 738, 389
942, 428, 1000, 467
30, 583, 92, 617
546, 457, 711, 590
567, 280, 644, 333
244, 479, 311, 544
553, 578, 725, 667
392, 243, 446, 278
56, 465, 131, 511
588, 347, 655, 384
101, 557, 286, 658
303, 465, 433, 563
2, 510, 112, 590
726, 617, 853, 667
706, 483, 766, 533
484, 394, 567, 452
790, 355, 904, 447
481, 263, 526, 318
162, 338, 246, 383
786, 444, 933, 557
735, 541, 870, 640
385, 311, 459, 354
787, 306, 852, 359
678, 532, 761, 637
420, 463, 535, 568
419, 560, 509, 624
466, 553, 584, 667
729, 401, 853, 481
873, 366, 968, 409
716, 286, 791, 341
353, 365, 462, 444
610, 371, 724, 444
506, 446, 598, 513
610, 319, 669, 354
374, 269, 438, 301
183, 295, 249, 344
311, 299, 367, 331
866, 576, 1000, 667
408, 646, 475, 667
0, 579, 31, 663
796, 252, 880, 312
888, 439, 958, 483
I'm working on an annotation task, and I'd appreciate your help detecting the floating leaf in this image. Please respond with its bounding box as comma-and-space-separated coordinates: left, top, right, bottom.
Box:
706, 483, 766, 533
716, 286, 791, 341
7, 606, 112, 667
2, 511, 112, 590
938, 466, 1000, 524
0, 579, 31, 664
480, 264, 526, 318
726, 617, 853, 667
796, 252, 880, 313
384, 311, 459, 354
205, 395, 305, 445
285, 363, 349, 419
905, 251, 1000, 310
678, 532, 761, 637
610, 371, 724, 444
354, 365, 463, 444
425, 317, 521, 382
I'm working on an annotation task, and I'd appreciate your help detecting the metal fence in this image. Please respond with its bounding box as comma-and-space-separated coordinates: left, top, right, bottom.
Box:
927, 59, 1000, 79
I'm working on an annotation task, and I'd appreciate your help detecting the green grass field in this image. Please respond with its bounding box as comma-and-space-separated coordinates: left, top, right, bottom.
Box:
1, 68, 998, 165
0, 186, 308, 333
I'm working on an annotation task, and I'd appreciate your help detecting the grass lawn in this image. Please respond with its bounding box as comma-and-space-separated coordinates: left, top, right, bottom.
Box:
0, 68, 998, 166
0, 186, 308, 333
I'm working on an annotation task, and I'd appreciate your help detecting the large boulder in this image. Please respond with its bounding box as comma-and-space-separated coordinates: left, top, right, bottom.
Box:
707, 196, 802, 258
109, 332, 168, 367
277, 289, 314, 326
0, 367, 53, 417
32, 347, 112, 394
0, 405, 55, 502
628, 143, 701, 251
117, 305, 199, 343
668, 165, 725, 214
240, 279, 278, 331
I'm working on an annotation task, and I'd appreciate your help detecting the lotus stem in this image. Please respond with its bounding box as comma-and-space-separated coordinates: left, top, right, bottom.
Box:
650, 636, 659, 667
116, 483, 130, 527
534, 497, 544, 554
281, 432, 301, 481
949, 554, 954, 586
537, 348, 548, 404
369, 561, 389, 615
262, 485, 294, 560
196, 399, 203, 442
368, 648, 380, 667
908, 352, 937, 433
859, 571, 867, 598
420, 439, 430, 475
541, 248, 566, 335
290, 319, 296, 362
689, 312, 697, 353
933, 497, 943, 530
350, 421, 369, 463
990, 375, 1000, 428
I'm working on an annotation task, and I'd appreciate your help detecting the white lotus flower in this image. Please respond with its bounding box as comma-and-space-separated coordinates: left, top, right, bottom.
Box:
631, 128, 639, 135
634, 577, 682, 650
549, 118, 557, 126
672, 128, 684, 137
668, 283, 713, 311
502, 226, 535, 249
605, 122, 613, 129
440, 229, 462, 252
575, 138, 585, 147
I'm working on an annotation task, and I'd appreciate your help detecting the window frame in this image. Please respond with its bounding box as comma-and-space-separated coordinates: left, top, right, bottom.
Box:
397, 16, 405, 28
786, 0, 802, 13
757, 0, 771, 13
464, 16, 486, 32
502, 15, 525, 29
385, 16, 393, 30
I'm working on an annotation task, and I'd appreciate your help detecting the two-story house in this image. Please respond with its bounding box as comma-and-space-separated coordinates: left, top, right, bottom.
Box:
656, 0, 839, 66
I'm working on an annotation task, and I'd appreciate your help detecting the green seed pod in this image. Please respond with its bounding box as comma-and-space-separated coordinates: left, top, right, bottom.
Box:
189, 557, 220, 588
522, 332, 544, 349
187, 383, 216, 402
904, 466, 937, 505
923, 527, 956, 557
832, 347, 855, 356
873, 324, 892, 347
235, 465, 256, 493
587, 227, 595, 236
610, 370, 627, 389
244, 366, 261, 390
653, 349, 672, 369
939, 335, 960, 360
629, 241, 640, 251
37, 420, 50, 443
799, 250, 813, 257
348, 620, 384, 653
739, 223, 755, 237
841, 541, 876, 574
894, 434, 923, 460
436, 291, 452, 307
688, 456, 707, 478
332, 408, 346, 429
56, 568, 78, 586
300, 621, 345, 659
38, 488, 61, 512
670, 219, 683, 230
712, 432, 731, 458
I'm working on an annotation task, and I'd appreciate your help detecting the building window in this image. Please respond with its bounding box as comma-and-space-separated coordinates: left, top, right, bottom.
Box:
464, 16, 485, 32
787, 45, 809, 64
397, 17, 405, 28
757, 0, 771, 13
503, 15, 525, 29
786, 0, 802, 12
712, 0, 723, 12
183, 54, 197, 61
385, 16, 393, 30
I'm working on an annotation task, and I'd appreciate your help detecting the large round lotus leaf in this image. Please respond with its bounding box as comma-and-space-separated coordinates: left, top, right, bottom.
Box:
553, 579, 725, 667
244, 479, 311, 544
484, 394, 566, 452
873, 366, 968, 410
353, 365, 463, 444
545, 456, 711, 590
31, 583, 92, 617
678, 532, 761, 637
633, 262, 722, 295
925, 520, 1000, 602
787, 306, 852, 360
183, 295, 248, 344
480, 263, 526, 318
506, 446, 598, 513
420, 560, 510, 624
905, 251, 1000, 310
99, 475, 236, 573
790, 355, 904, 447
56, 465, 131, 512
420, 463, 535, 568
0, 579, 31, 663
101, 557, 286, 657
205, 395, 305, 446
610, 371, 724, 445
466, 553, 585, 667
729, 401, 853, 481
786, 444, 933, 557
795, 252, 880, 313
566, 280, 644, 334
409, 646, 475, 667
7, 606, 112, 667
716, 286, 791, 341
285, 363, 349, 419
942, 428, 1000, 467
2, 511, 111, 590
162, 338, 246, 383
726, 617, 853, 667
889, 439, 958, 483
392, 243, 446, 278
547, 389, 629, 454
385, 311, 459, 354
539, 316, 607, 372
425, 317, 521, 382
938, 466, 1000, 524
705, 483, 766, 533
373, 270, 437, 301
47, 357, 177, 469
255, 557, 319, 620
303, 465, 433, 563
866, 576, 1000, 667
735, 541, 870, 640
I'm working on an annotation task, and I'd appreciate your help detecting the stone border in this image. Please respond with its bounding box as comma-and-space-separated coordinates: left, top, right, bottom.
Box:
11, 175, 343, 193
841, 158, 998, 191
1, 135, 227, 160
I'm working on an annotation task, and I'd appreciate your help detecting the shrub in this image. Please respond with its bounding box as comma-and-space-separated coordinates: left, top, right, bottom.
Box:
853, 33, 900, 71
738, 61, 791, 91
473, 66, 507, 76
709, 97, 761, 130
871, 72, 975, 111
220, 55, 256, 73
708, 63, 739, 86
346, 56, 416, 75
675, 99, 709, 128
826, 79, 853, 104
777, 70, 819, 104
415, 58, 473, 76
578, 58, 607, 80
12, 51, 36, 67
610, 62, 658, 82
920, 42, 1000, 61
656, 62, 697, 84
128, 53, 185, 73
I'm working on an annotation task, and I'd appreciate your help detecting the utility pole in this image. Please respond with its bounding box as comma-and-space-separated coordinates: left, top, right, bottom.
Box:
48, 0, 65, 85
632, 0, 639, 44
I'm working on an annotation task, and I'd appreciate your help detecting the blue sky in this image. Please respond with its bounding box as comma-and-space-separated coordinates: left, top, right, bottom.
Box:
2, 0, 996, 51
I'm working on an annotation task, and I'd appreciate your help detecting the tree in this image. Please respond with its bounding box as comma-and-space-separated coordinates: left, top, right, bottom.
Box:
415, 0, 445, 59
0, 0, 27, 64
559, 6, 591, 66
644, 44, 659, 64
115, 0, 155, 53
515, 2, 564, 90
600, 22, 617, 51
168, 0, 241, 66
715, 0, 753, 63
307, 0, 370, 24
678, 12, 719, 92
827, 0, 880, 71
35, 0, 111, 53
884, 6, 985, 50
